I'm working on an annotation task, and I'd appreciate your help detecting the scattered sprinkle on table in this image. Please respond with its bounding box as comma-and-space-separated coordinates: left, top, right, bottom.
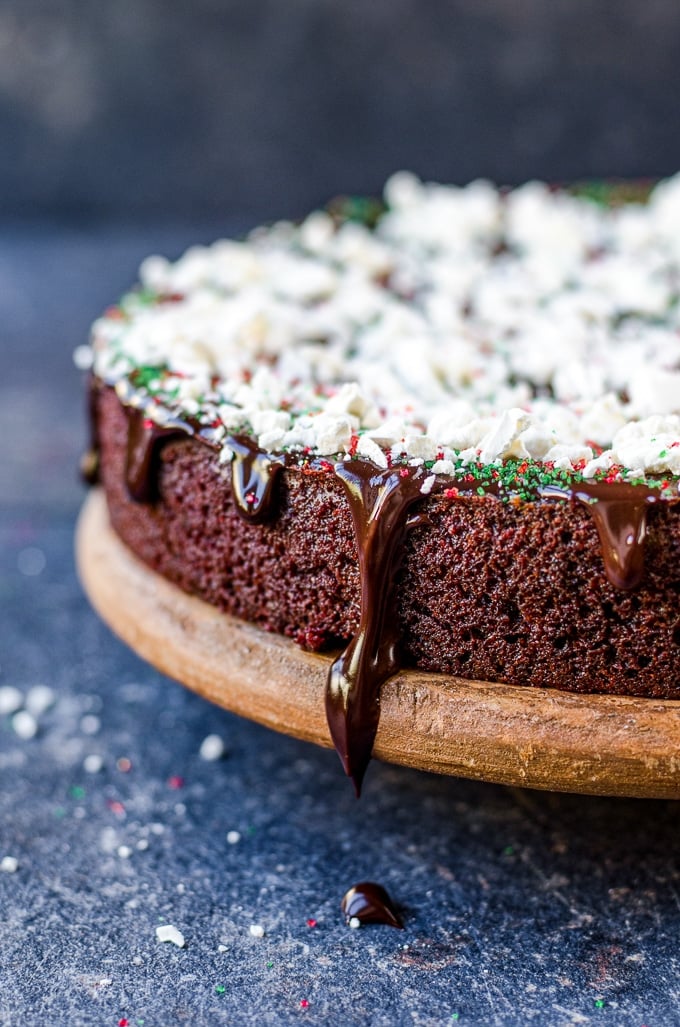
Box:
0, 686, 23, 715
349, 917, 361, 929
84, 754, 103, 773
249, 924, 265, 938
1, 856, 19, 873
117, 757, 132, 773
300, 1000, 310, 1009
25, 684, 55, 716
167, 775, 184, 789
306, 918, 317, 928
155, 924, 185, 947
117, 845, 132, 859
226, 830, 241, 845
80, 714, 101, 735
12, 711, 37, 739
199, 734, 225, 761
215, 985, 226, 995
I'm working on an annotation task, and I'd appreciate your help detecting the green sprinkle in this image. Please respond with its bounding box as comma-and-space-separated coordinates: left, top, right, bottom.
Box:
594, 999, 605, 1008
70, 786, 86, 800
53, 806, 66, 819
215, 985, 226, 995
503, 845, 514, 856
266, 961, 274, 969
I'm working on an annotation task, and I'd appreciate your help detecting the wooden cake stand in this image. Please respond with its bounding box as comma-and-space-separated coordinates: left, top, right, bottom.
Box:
76, 490, 680, 799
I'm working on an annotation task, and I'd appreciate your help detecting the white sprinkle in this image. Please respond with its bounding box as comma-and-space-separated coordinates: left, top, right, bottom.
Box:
420, 473, 436, 495
97, 977, 113, 986
218, 944, 228, 953
73, 344, 93, 370
83, 754, 104, 773
156, 924, 185, 947
1, 856, 19, 873
150, 822, 165, 835
12, 711, 37, 740
176, 883, 185, 895
117, 845, 132, 859
136, 839, 149, 851
80, 715, 101, 736
25, 685, 56, 716
199, 733, 225, 761
226, 831, 241, 845
349, 917, 361, 930
174, 803, 186, 816
132, 955, 143, 966
17, 547, 46, 577
249, 924, 265, 938
0, 686, 23, 716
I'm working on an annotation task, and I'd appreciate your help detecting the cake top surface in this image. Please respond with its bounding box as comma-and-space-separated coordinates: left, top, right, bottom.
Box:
81, 172, 680, 492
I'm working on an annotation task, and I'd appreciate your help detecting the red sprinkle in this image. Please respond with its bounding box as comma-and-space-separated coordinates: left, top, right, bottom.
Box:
300, 1000, 310, 1009
167, 776, 184, 790
143, 418, 155, 430
119, 1020, 129, 1027
245, 493, 258, 505
106, 799, 126, 817
399, 468, 409, 478
445, 487, 459, 499
306, 918, 317, 928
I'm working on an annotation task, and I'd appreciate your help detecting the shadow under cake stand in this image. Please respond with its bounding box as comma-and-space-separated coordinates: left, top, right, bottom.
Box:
76, 489, 680, 800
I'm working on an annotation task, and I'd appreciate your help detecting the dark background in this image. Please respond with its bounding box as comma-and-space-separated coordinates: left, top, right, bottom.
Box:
3, 5, 680, 1025
2, 0, 680, 224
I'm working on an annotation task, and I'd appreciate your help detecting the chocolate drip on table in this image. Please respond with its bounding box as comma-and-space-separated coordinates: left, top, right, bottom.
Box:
341, 881, 403, 928
327, 462, 425, 795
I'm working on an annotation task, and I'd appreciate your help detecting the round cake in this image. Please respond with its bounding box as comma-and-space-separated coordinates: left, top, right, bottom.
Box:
78, 172, 680, 792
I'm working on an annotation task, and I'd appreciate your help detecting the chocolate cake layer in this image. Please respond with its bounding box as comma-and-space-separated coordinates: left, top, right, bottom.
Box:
97, 386, 680, 701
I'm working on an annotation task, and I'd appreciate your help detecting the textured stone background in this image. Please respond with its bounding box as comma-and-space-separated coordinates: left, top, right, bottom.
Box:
3, 4, 680, 1023
2, 0, 680, 221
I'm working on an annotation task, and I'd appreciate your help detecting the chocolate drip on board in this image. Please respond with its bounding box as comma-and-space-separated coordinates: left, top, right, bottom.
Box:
327, 462, 425, 795
341, 881, 403, 928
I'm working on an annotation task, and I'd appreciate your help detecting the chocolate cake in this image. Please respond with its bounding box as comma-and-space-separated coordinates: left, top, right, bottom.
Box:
78, 172, 680, 791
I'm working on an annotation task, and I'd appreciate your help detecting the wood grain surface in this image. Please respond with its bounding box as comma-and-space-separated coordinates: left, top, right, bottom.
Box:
76, 489, 680, 798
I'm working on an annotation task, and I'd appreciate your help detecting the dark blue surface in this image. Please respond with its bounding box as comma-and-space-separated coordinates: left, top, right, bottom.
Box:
1, 227, 679, 1026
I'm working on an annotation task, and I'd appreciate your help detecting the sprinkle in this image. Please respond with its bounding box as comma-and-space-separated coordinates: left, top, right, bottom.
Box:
594, 999, 605, 1008
249, 924, 265, 938
136, 839, 149, 851
107, 799, 126, 817
70, 786, 86, 800
25, 685, 55, 716
306, 918, 318, 928
0, 686, 23, 715
12, 711, 38, 740
1, 856, 19, 873
167, 775, 184, 790
117, 845, 132, 859
349, 917, 361, 929
199, 734, 226, 761
155, 924, 185, 947
226, 831, 241, 845
266, 961, 273, 968
215, 985, 226, 995
117, 757, 132, 773
300, 1000, 310, 1009
84, 754, 104, 773
119, 1019, 129, 1026
80, 714, 101, 736
218, 944, 228, 953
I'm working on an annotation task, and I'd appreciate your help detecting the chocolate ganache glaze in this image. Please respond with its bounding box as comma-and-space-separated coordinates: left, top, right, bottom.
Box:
83, 379, 673, 792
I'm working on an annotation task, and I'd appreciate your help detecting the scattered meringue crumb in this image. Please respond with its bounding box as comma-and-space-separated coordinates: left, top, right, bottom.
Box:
155, 925, 186, 947
1, 856, 19, 873
83, 754, 104, 773
218, 944, 228, 953
199, 734, 226, 761
249, 924, 265, 938
12, 711, 37, 740
80, 714, 101, 736
226, 830, 241, 845
349, 917, 361, 930
24, 685, 55, 716
0, 687, 23, 716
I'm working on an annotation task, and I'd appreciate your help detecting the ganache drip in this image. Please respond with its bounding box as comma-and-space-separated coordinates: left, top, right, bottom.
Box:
341, 881, 403, 928
226, 437, 286, 523
327, 462, 425, 796
125, 408, 196, 503
542, 481, 659, 591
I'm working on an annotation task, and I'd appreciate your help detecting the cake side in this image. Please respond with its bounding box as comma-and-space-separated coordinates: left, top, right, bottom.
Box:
97, 385, 680, 701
